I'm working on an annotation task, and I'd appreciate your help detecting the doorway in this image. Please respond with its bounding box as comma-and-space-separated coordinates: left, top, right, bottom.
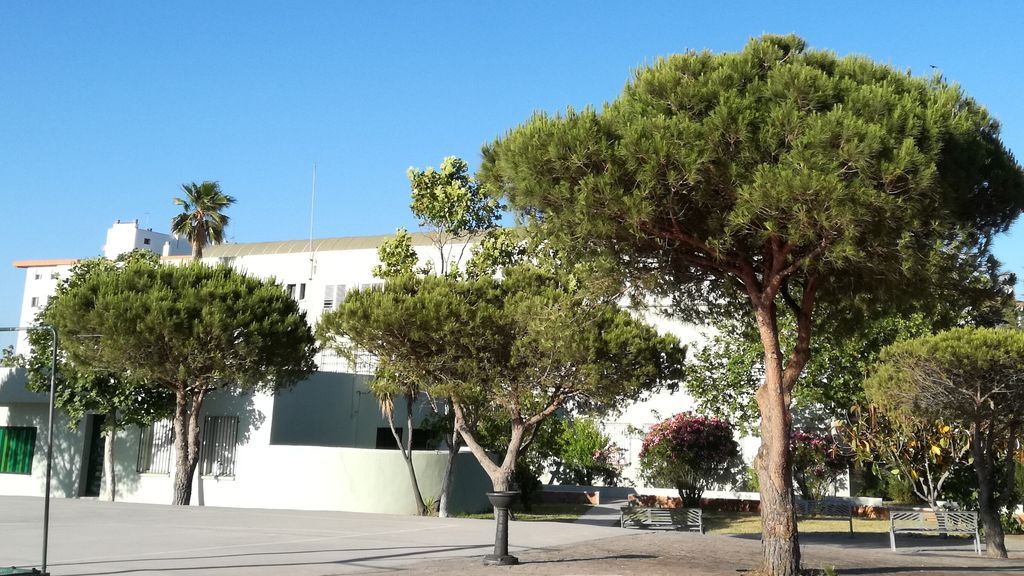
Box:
82, 414, 106, 497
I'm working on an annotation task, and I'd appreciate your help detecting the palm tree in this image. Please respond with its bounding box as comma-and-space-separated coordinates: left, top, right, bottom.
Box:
171, 181, 236, 259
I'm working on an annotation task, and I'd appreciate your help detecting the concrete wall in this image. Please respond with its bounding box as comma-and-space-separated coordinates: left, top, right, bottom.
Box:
0, 382, 492, 515
0, 403, 88, 498
269, 372, 436, 449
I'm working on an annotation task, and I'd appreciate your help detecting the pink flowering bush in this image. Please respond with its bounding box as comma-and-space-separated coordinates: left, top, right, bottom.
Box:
790, 430, 850, 500
638, 412, 743, 506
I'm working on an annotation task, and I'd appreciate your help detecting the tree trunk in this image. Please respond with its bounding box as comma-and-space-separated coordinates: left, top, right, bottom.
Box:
387, 393, 428, 515
971, 425, 1008, 558
172, 388, 207, 506
102, 426, 115, 502
437, 418, 461, 518
755, 380, 801, 576
752, 301, 801, 576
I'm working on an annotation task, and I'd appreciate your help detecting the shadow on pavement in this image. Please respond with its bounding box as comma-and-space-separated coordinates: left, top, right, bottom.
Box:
54, 543, 494, 576
838, 567, 1024, 574
522, 553, 657, 566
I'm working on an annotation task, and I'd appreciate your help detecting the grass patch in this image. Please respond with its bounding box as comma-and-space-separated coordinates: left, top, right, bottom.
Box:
459, 503, 593, 522
704, 512, 891, 535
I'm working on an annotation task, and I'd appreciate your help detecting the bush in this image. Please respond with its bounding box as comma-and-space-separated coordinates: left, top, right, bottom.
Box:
550, 419, 625, 486
1001, 510, 1024, 535
638, 412, 743, 506
790, 430, 850, 500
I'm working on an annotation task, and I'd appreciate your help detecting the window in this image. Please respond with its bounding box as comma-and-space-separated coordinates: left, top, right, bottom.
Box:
33, 273, 42, 280
375, 427, 433, 450
285, 283, 307, 301
0, 427, 36, 474
323, 284, 347, 311
200, 416, 238, 477
143, 238, 151, 245
30, 297, 39, 308
137, 420, 173, 474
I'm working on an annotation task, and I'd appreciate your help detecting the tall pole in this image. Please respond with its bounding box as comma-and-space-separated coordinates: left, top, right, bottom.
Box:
43, 325, 57, 574
1, 325, 57, 575
308, 162, 317, 281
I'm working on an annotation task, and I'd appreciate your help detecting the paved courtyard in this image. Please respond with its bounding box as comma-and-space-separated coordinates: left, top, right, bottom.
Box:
3, 497, 1024, 575
1, 496, 619, 575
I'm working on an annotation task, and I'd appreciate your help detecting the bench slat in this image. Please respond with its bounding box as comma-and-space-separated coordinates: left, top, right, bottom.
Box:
889, 510, 980, 556
620, 506, 702, 532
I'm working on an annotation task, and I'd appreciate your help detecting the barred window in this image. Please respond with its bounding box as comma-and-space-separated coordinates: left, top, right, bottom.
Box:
137, 420, 173, 474
200, 416, 238, 477
0, 427, 36, 475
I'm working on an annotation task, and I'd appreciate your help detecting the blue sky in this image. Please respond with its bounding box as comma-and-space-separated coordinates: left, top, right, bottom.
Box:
2, 2, 1022, 347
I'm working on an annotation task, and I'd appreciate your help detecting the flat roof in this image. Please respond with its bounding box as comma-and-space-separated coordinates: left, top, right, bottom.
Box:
202, 231, 437, 258
12, 231, 446, 267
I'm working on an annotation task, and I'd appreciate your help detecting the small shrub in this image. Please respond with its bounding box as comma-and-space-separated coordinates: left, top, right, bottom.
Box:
790, 430, 850, 500
1001, 510, 1024, 535
550, 418, 625, 486
638, 412, 743, 506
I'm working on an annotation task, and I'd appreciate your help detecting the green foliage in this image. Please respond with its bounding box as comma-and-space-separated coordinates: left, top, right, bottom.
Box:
44, 257, 317, 503
864, 328, 1024, 421
789, 430, 850, 500
18, 251, 174, 432
53, 261, 318, 393
674, 272, 1006, 435
839, 405, 971, 507
373, 228, 421, 279
480, 35, 1023, 568
866, 327, 1024, 553
171, 181, 236, 258
1001, 510, 1024, 535
550, 418, 624, 486
481, 34, 1024, 326
408, 156, 502, 240
318, 265, 685, 489
738, 465, 759, 492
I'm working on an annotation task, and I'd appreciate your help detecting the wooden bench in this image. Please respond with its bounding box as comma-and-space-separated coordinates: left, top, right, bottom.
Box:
889, 510, 981, 555
620, 506, 703, 532
795, 499, 854, 535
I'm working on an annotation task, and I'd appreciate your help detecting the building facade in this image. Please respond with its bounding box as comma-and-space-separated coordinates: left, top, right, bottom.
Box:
0, 220, 731, 512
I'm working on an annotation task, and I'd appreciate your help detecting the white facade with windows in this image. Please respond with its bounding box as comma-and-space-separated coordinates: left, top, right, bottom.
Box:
0, 221, 493, 513
0, 219, 738, 512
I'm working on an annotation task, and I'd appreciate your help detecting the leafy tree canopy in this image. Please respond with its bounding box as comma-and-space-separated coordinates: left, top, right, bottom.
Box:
864, 327, 1024, 557
49, 258, 317, 504
864, 327, 1024, 421
318, 265, 685, 489
482, 35, 1023, 322
18, 251, 175, 431
479, 34, 1024, 574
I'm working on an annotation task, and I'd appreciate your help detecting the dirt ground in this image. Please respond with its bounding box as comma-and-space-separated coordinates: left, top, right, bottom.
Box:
409, 531, 1024, 576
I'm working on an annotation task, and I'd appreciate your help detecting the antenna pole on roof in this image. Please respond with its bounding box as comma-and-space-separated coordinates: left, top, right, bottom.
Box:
308, 162, 316, 280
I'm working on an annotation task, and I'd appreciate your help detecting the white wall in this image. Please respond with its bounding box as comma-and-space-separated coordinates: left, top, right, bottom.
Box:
103, 219, 189, 259
0, 385, 492, 515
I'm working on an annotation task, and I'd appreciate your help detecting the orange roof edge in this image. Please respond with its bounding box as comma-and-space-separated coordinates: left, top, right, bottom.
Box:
13, 258, 80, 269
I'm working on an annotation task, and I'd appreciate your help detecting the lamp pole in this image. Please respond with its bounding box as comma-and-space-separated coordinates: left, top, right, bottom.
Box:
2, 325, 57, 576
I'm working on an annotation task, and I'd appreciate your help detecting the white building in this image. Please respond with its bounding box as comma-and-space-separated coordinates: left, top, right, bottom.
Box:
1, 222, 492, 513
0, 220, 726, 512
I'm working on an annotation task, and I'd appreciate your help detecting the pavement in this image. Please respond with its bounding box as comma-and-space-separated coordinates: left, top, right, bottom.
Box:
4, 496, 1024, 576
1, 496, 621, 575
